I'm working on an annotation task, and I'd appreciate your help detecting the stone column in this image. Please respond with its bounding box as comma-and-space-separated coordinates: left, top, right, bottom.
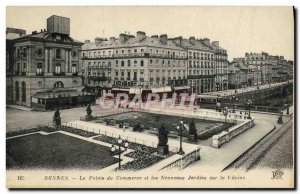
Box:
67, 50, 72, 75
65, 49, 69, 73
44, 48, 48, 73
49, 49, 53, 74
27, 47, 33, 75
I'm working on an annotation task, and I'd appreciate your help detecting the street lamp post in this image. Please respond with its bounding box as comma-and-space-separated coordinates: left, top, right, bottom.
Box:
223, 106, 229, 123
110, 135, 129, 171
176, 121, 185, 155
139, 82, 144, 109
246, 99, 252, 119
229, 95, 238, 113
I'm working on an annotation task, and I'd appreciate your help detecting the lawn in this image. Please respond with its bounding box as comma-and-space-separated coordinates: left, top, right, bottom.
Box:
6, 133, 118, 170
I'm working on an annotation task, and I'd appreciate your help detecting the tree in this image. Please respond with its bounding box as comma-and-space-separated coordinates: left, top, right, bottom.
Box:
133, 123, 141, 132
158, 125, 169, 146
86, 104, 92, 116
189, 120, 197, 141
53, 109, 61, 127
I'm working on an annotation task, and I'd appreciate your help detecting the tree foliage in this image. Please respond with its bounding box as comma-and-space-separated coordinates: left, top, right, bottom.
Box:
53, 109, 61, 126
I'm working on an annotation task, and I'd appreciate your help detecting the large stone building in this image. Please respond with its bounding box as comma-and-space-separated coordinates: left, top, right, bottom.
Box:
6, 15, 94, 110
82, 33, 230, 96
81, 32, 189, 97
172, 37, 216, 94
238, 52, 293, 84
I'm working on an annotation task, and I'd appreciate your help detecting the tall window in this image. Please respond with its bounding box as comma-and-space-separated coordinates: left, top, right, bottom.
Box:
37, 63, 42, 75
55, 63, 61, 74
22, 63, 27, 73
56, 49, 61, 59
72, 64, 76, 73
127, 60, 131, 67
21, 82, 26, 102
15, 81, 19, 101
140, 60, 144, 67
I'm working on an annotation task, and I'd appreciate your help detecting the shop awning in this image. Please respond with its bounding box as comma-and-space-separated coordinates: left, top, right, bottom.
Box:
129, 88, 142, 94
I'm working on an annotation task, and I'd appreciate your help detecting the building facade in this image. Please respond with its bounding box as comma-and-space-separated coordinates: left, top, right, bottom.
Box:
6, 15, 88, 109
172, 37, 216, 94
81, 32, 189, 97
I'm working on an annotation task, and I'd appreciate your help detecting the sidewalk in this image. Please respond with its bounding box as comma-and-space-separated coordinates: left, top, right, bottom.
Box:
7, 104, 32, 111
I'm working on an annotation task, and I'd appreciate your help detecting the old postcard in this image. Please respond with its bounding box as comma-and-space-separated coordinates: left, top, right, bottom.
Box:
6, 6, 295, 189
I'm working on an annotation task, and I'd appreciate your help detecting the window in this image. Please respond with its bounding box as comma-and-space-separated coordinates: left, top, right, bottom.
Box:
121, 61, 125, 67
56, 49, 61, 59
140, 60, 144, 67
21, 82, 26, 102
134, 49, 137, 53
23, 63, 27, 72
37, 81, 42, 87
15, 81, 19, 101
127, 60, 131, 67
55, 63, 61, 74
54, 81, 64, 88
72, 64, 76, 73
37, 63, 42, 75
150, 59, 152, 64
37, 48, 43, 57
141, 49, 144, 53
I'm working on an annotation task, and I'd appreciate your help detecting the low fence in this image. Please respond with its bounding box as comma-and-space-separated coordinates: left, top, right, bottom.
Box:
212, 119, 255, 148
63, 122, 178, 153
80, 108, 134, 121
160, 147, 201, 170
135, 108, 238, 124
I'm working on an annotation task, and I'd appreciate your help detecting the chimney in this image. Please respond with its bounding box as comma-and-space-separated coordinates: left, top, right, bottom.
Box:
189, 36, 196, 43
84, 40, 90, 43
95, 37, 106, 44
159, 34, 168, 44
119, 33, 129, 43
151, 35, 158, 39
109, 37, 116, 42
173, 36, 183, 45
202, 38, 210, 45
212, 41, 219, 47
137, 31, 146, 41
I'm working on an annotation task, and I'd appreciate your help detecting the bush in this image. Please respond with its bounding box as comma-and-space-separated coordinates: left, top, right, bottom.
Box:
53, 109, 61, 127
133, 123, 142, 132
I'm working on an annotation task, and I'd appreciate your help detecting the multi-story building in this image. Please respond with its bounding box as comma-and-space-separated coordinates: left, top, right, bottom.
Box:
203, 40, 228, 91
81, 32, 189, 98
173, 37, 215, 94
6, 15, 94, 110
242, 52, 293, 84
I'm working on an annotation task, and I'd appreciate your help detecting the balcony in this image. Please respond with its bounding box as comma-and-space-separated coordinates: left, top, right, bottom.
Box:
53, 72, 66, 76
36, 72, 44, 76
72, 72, 79, 76
89, 76, 107, 82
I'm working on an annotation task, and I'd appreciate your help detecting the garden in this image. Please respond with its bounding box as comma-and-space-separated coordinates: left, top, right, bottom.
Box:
95, 111, 235, 140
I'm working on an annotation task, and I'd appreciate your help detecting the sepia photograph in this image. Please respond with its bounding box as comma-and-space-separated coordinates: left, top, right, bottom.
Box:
5, 6, 295, 189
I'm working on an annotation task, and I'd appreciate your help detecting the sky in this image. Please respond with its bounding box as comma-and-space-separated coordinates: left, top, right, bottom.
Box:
6, 6, 294, 61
